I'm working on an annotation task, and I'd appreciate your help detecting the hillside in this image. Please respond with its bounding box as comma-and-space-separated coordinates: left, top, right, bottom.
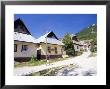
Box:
76, 24, 97, 40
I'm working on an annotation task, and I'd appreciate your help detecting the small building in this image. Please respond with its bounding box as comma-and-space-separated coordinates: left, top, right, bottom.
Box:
81, 40, 91, 51
71, 34, 81, 52
71, 34, 91, 52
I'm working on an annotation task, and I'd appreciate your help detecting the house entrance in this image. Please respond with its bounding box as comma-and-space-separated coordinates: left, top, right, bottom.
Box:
37, 49, 41, 60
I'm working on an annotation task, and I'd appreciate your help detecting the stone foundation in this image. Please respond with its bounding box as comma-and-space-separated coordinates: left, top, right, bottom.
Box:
14, 55, 62, 62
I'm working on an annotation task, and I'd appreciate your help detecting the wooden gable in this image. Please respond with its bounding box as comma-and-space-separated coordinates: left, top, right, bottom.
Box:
14, 18, 31, 35
72, 35, 79, 42
47, 31, 59, 40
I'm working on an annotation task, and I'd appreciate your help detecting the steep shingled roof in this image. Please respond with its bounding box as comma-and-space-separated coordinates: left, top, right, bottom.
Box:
14, 31, 64, 45
37, 31, 64, 45
14, 18, 31, 35
14, 32, 38, 43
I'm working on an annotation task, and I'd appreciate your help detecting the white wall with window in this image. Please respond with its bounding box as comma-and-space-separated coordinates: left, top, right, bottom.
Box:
74, 44, 80, 52
14, 41, 37, 58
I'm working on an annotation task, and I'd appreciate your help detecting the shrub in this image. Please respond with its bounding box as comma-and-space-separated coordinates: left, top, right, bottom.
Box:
75, 51, 83, 56
80, 48, 84, 52
88, 53, 97, 57
90, 39, 97, 53
65, 48, 75, 56
90, 46, 97, 53
30, 55, 36, 62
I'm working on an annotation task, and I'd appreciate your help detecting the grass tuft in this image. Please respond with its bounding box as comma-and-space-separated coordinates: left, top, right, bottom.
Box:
14, 58, 67, 68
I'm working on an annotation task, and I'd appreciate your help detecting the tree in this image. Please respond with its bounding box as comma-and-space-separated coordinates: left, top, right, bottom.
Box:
62, 33, 75, 56
90, 38, 97, 52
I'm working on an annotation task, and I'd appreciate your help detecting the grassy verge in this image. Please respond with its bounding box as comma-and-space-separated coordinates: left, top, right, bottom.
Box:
14, 57, 67, 68
88, 52, 97, 57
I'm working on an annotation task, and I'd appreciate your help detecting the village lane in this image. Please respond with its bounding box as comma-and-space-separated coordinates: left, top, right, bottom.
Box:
14, 51, 97, 76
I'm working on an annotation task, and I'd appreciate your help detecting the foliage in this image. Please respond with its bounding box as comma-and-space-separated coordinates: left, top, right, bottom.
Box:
90, 38, 97, 53
66, 48, 75, 56
75, 51, 83, 56
88, 53, 97, 57
30, 55, 37, 62
62, 33, 75, 56
80, 48, 84, 52
14, 58, 66, 68
76, 24, 97, 40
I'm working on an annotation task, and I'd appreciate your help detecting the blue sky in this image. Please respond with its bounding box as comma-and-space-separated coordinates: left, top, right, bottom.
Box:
14, 14, 97, 38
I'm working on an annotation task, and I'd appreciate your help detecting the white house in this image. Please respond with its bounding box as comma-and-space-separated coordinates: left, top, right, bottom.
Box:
36, 31, 64, 59
71, 34, 91, 52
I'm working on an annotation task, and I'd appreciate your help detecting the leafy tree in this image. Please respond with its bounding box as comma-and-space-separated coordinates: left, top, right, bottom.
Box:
62, 33, 75, 56
90, 38, 97, 52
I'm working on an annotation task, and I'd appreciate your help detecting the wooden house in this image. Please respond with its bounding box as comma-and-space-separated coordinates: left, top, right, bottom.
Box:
71, 34, 90, 52
71, 34, 82, 52
14, 19, 38, 62
37, 31, 64, 59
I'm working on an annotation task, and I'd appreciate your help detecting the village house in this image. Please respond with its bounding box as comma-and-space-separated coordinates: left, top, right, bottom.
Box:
71, 34, 91, 52
14, 18, 64, 62
71, 34, 81, 52
37, 31, 64, 59
14, 18, 39, 62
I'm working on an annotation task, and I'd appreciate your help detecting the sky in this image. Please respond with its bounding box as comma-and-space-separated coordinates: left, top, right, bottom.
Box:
14, 14, 97, 38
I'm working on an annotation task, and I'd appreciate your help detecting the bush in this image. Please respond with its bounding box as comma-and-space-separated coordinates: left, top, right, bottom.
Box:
88, 53, 97, 57
80, 48, 84, 52
75, 51, 83, 56
90, 46, 97, 53
65, 48, 75, 56
90, 39, 97, 53
30, 55, 37, 62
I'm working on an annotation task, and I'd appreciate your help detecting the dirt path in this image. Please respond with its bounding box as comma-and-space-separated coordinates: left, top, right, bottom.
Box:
14, 51, 97, 76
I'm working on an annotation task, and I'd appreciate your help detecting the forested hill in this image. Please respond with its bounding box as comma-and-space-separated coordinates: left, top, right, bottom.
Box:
76, 24, 97, 40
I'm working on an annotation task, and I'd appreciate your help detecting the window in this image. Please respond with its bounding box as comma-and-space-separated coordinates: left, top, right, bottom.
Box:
21, 45, 28, 51
14, 44, 17, 52
48, 46, 51, 53
55, 47, 57, 54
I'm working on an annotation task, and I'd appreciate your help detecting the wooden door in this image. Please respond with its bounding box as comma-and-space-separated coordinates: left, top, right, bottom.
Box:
37, 49, 41, 60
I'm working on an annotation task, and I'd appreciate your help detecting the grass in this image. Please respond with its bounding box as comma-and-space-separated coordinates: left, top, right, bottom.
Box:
14, 51, 85, 68
88, 52, 97, 57
14, 57, 67, 68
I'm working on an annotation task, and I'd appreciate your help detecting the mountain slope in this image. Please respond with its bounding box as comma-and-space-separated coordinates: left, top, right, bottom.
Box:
76, 24, 97, 40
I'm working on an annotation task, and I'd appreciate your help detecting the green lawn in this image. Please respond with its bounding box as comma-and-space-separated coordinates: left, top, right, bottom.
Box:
14, 57, 67, 68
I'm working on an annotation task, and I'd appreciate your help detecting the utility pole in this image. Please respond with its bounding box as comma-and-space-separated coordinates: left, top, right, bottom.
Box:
45, 36, 48, 62
45, 30, 50, 65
